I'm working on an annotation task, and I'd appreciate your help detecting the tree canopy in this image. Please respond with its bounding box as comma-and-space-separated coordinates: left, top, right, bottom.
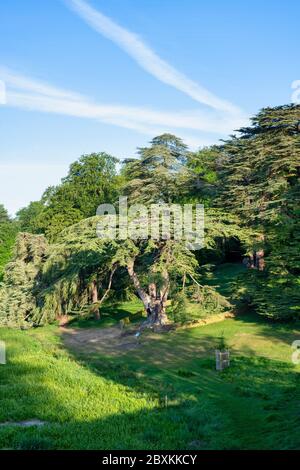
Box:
218, 104, 300, 319
1, 105, 299, 327
17, 152, 120, 241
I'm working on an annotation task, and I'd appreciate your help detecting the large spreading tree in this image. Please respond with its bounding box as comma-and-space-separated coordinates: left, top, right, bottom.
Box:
1, 104, 299, 327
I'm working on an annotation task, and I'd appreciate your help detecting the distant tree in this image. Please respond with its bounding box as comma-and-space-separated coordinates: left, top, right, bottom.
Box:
16, 201, 45, 233
17, 152, 120, 242
59, 152, 120, 217
0, 204, 10, 224
0, 204, 18, 278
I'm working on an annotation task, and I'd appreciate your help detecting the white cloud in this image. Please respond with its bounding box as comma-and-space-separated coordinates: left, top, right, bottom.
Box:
66, 0, 241, 115
7, 90, 246, 135
0, 66, 84, 101
1, 68, 248, 147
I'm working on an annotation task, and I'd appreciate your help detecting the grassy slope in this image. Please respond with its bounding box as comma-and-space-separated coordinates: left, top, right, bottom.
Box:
0, 264, 300, 450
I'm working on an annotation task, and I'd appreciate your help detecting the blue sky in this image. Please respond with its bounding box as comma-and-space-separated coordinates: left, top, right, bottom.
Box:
0, 0, 299, 215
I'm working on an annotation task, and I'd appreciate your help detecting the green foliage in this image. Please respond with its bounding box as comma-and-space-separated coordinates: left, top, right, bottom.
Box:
219, 104, 300, 320
170, 292, 189, 324
0, 204, 18, 279
0, 133, 254, 326
188, 283, 231, 317
181, 146, 221, 205
220, 105, 300, 225
122, 134, 188, 204
0, 204, 10, 224
216, 331, 228, 351
16, 201, 44, 233
237, 269, 300, 321
34, 217, 121, 324
2, 105, 299, 324
17, 152, 120, 242
0, 233, 48, 327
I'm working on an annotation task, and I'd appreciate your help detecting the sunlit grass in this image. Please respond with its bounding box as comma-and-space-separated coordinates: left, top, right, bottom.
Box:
1, 306, 300, 449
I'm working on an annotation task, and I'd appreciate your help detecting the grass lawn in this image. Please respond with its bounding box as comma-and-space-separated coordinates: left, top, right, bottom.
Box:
0, 312, 300, 450
0, 264, 300, 450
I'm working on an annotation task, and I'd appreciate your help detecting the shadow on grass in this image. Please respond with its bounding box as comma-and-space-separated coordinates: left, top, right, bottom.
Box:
1, 323, 300, 451
232, 312, 300, 349
61, 325, 300, 449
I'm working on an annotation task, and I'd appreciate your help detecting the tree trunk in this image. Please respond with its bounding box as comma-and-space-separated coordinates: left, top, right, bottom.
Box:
158, 269, 169, 325
91, 266, 117, 321
127, 259, 150, 309
127, 260, 168, 326
182, 273, 186, 292
92, 280, 100, 320
255, 249, 265, 271
249, 253, 255, 269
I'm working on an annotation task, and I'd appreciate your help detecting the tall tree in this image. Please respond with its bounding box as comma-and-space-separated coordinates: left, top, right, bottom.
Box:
219, 104, 300, 319
121, 134, 250, 325
122, 134, 188, 204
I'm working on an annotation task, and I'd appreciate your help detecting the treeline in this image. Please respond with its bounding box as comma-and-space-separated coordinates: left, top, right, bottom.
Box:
0, 104, 299, 326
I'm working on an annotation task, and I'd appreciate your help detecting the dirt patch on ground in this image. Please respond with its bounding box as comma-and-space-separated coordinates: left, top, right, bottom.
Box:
61, 318, 227, 358
61, 325, 142, 355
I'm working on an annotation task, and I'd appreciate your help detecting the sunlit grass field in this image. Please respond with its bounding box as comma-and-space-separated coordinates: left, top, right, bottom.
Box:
1, 306, 300, 450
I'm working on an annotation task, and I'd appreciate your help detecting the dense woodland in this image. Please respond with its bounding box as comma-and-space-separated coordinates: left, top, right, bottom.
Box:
0, 104, 299, 327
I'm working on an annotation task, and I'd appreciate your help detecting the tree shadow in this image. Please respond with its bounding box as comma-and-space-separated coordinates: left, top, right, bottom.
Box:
1, 321, 300, 450
232, 312, 300, 349
2, 343, 300, 450
59, 324, 300, 449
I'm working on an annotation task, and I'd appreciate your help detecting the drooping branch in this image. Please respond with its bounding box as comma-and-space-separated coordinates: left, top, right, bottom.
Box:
188, 273, 215, 291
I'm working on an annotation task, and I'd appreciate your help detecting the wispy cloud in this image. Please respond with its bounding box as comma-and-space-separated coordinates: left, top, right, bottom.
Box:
65, 0, 241, 115
1, 68, 248, 148
0, 3, 248, 150
0, 66, 84, 101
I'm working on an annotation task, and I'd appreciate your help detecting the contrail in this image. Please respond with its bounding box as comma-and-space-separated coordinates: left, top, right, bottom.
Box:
65, 0, 242, 115
0, 66, 85, 101
1, 68, 247, 142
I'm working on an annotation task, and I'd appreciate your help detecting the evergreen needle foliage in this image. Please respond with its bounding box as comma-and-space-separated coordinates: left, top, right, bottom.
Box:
1, 105, 299, 326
